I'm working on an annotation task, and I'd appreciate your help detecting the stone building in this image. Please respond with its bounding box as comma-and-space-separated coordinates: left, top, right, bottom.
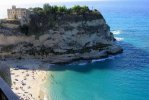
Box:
7, 5, 30, 25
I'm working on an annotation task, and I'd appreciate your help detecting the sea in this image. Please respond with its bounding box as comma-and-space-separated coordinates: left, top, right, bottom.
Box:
1, 0, 149, 100
45, 1, 149, 100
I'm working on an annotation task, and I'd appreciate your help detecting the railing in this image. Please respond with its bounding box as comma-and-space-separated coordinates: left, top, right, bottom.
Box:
0, 89, 8, 100
0, 77, 19, 100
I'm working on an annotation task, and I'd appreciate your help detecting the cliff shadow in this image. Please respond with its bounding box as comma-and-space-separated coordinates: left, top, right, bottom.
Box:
44, 41, 149, 73
1, 41, 149, 73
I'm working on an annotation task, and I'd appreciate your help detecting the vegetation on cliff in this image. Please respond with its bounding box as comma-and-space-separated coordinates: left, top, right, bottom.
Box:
0, 4, 123, 63
21, 4, 104, 35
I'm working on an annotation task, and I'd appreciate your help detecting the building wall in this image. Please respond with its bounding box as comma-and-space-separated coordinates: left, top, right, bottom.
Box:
7, 8, 29, 19
7, 6, 30, 25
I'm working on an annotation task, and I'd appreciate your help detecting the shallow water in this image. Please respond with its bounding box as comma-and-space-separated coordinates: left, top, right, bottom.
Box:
46, 1, 149, 100
1, 1, 149, 100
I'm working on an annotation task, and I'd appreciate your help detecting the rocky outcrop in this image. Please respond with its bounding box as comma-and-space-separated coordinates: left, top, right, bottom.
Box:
107, 45, 123, 54
43, 45, 123, 64
0, 11, 123, 64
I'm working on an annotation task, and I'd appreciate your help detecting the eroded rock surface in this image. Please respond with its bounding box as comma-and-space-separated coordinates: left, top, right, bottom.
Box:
0, 12, 123, 64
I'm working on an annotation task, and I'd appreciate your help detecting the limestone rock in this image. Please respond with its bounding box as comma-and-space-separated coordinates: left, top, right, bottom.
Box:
0, 11, 123, 64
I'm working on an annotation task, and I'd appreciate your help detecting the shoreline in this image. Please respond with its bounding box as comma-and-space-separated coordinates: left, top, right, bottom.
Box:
0, 44, 123, 100
10, 68, 49, 100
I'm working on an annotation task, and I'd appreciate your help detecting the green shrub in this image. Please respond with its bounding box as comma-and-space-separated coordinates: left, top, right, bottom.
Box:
27, 4, 102, 35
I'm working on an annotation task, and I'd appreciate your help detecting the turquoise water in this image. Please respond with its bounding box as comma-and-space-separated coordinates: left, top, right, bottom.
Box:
0, 1, 148, 100
46, 1, 149, 100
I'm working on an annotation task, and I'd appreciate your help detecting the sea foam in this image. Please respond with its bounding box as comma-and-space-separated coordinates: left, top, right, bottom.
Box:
115, 37, 124, 41
112, 30, 122, 35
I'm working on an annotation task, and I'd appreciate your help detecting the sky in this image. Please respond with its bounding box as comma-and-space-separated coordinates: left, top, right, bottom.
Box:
0, 0, 147, 18
0, 0, 107, 5
0, 0, 107, 18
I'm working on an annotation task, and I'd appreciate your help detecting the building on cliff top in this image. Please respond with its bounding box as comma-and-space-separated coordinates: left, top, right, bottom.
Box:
7, 5, 30, 25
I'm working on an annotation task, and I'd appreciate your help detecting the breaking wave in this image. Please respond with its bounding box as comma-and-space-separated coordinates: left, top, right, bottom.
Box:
112, 30, 122, 35
115, 37, 124, 41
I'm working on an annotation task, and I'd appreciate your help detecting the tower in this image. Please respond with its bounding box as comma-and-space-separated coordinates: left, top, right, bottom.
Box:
12, 5, 16, 9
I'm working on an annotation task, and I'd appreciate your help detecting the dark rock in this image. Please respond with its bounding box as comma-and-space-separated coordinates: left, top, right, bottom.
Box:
107, 45, 123, 54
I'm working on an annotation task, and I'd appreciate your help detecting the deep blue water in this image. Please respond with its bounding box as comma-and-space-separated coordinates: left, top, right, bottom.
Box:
46, 1, 149, 100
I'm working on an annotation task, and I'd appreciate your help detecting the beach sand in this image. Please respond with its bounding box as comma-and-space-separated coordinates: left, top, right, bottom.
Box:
10, 68, 49, 100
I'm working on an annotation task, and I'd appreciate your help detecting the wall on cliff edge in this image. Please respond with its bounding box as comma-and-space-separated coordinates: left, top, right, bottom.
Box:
0, 64, 12, 86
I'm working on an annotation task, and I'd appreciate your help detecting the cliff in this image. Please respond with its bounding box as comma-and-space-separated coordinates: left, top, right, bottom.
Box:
0, 5, 123, 64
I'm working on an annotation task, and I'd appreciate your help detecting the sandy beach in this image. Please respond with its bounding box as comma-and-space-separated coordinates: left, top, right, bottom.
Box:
10, 68, 49, 100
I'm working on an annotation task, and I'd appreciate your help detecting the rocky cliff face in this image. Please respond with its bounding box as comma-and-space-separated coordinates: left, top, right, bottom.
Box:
0, 12, 123, 64
37, 19, 114, 53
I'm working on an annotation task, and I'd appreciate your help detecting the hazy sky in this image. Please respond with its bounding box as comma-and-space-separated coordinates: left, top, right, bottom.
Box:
0, 0, 147, 18
0, 0, 106, 5
0, 0, 108, 18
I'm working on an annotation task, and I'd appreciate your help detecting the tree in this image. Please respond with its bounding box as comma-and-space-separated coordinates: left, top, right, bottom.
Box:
51, 6, 59, 13
72, 5, 81, 14
43, 3, 52, 14
58, 6, 67, 13
33, 7, 43, 14
27, 4, 100, 35
71, 5, 90, 14
81, 6, 89, 14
